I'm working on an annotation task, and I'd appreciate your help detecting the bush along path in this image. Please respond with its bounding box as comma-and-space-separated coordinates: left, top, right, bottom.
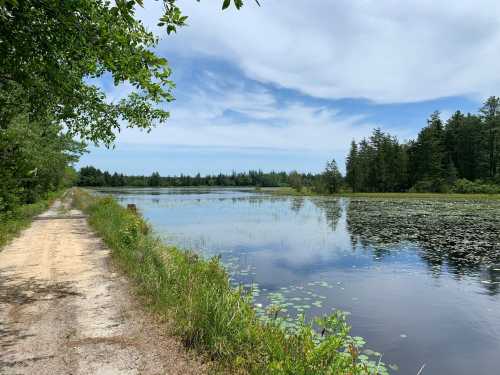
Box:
73, 189, 390, 375
0, 190, 206, 375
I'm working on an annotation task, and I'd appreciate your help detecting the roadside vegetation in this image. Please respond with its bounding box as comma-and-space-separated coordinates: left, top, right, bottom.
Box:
73, 189, 389, 375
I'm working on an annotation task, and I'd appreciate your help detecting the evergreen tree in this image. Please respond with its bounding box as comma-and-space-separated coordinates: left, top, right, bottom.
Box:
323, 159, 343, 193
479, 96, 500, 180
408, 111, 447, 191
346, 141, 360, 192
149, 172, 161, 187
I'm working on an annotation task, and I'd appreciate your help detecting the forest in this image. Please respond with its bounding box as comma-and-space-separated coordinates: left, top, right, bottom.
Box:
79, 167, 291, 187
77, 165, 343, 192
345, 97, 500, 193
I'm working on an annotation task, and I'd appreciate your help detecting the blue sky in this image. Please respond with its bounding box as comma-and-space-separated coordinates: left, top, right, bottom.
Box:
78, 0, 496, 175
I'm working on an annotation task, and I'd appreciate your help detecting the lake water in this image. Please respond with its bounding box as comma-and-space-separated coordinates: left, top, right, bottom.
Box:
99, 187, 500, 374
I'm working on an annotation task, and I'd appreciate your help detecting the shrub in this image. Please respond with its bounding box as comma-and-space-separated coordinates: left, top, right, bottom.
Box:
410, 179, 450, 193
452, 179, 500, 194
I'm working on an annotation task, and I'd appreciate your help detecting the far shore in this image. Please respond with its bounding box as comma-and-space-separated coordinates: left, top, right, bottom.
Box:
85, 185, 500, 200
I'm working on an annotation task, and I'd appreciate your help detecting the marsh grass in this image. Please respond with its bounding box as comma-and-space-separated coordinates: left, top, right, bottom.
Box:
73, 189, 388, 375
270, 187, 500, 200
0, 190, 64, 248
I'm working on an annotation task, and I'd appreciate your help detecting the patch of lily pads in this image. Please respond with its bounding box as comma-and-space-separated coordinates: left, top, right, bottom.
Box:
345, 199, 500, 279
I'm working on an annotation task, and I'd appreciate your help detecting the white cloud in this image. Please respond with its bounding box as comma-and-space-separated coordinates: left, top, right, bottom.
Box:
139, 0, 500, 103
116, 74, 386, 154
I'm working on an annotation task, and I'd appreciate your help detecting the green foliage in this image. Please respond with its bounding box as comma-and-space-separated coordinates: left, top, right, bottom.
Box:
408, 179, 448, 194
1, 0, 249, 216
2, 0, 170, 144
78, 167, 307, 188
74, 189, 387, 374
288, 171, 304, 192
452, 179, 500, 194
0, 0, 253, 145
148, 172, 161, 187
345, 97, 500, 193
345, 129, 408, 193
0, 82, 84, 212
309, 159, 344, 194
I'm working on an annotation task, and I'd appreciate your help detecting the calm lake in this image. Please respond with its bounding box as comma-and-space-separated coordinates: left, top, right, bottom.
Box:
98, 187, 500, 374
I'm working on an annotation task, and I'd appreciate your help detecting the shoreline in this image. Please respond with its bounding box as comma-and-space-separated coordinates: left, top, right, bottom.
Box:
73, 188, 391, 374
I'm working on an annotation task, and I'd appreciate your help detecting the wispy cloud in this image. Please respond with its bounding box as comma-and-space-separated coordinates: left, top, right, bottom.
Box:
115, 73, 382, 154
141, 0, 500, 103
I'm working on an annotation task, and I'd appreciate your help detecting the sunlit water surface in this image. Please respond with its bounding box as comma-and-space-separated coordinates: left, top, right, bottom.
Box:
97, 187, 500, 375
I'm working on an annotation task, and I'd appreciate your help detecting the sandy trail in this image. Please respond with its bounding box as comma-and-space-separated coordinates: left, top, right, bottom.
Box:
0, 195, 206, 374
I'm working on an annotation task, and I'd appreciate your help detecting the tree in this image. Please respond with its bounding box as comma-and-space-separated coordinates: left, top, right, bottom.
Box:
408, 111, 448, 191
149, 172, 161, 187
346, 141, 360, 192
0, 0, 251, 144
323, 159, 343, 193
1, 0, 251, 212
342, 98, 500, 193
345, 130, 409, 193
1, 83, 84, 211
445, 158, 458, 186
479, 96, 500, 180
288, 171, 304, 192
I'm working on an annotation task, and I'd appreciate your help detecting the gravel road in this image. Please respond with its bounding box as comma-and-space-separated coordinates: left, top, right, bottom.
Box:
0, 197, 206, 375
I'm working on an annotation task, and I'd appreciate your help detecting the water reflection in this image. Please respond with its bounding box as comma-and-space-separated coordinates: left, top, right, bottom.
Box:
309, 198, 343, 232
97, 188, 500, 375
344, 198, 500, 284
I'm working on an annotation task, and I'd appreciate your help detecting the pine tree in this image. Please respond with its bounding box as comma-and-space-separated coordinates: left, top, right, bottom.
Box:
479, 96, 500, 180
324, 159, 343, 193
346, 140, 359, 192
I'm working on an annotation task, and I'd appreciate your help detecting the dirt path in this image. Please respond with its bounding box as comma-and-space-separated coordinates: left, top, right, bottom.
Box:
0, 196, 206, 374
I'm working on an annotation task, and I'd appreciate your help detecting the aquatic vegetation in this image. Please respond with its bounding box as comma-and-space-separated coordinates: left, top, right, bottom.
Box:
74, 189, 389, 374
346, 199, 500, 272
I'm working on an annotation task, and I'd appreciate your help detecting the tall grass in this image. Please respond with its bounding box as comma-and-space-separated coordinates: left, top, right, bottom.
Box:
73, 189, 388, 375
0, 190, 64, 248
270, 187, 500, 200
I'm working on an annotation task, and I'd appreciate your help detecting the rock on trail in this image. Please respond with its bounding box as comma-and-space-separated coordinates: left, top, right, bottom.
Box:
0, 196, 206, 375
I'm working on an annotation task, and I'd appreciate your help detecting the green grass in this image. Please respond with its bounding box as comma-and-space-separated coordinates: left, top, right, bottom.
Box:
73, 189, 389, 375
0, 190, 64, 248
335, 192, 500, 200
269, 187, 500, 200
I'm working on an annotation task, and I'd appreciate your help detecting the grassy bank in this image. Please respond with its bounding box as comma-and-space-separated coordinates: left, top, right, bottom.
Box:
0, 190, 64, 248
269, 187, 500, 200
73, 189, 388, 375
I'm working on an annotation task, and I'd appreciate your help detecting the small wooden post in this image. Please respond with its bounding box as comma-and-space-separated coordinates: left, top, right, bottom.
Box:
127, 204, 137, 214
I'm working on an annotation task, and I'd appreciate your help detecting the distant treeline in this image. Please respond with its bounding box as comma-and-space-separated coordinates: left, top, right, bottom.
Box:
77, 168, 322, 188
345, 97, 500, 193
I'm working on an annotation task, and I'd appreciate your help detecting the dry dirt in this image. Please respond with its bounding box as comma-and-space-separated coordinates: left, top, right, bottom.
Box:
0, 197, 207, 374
